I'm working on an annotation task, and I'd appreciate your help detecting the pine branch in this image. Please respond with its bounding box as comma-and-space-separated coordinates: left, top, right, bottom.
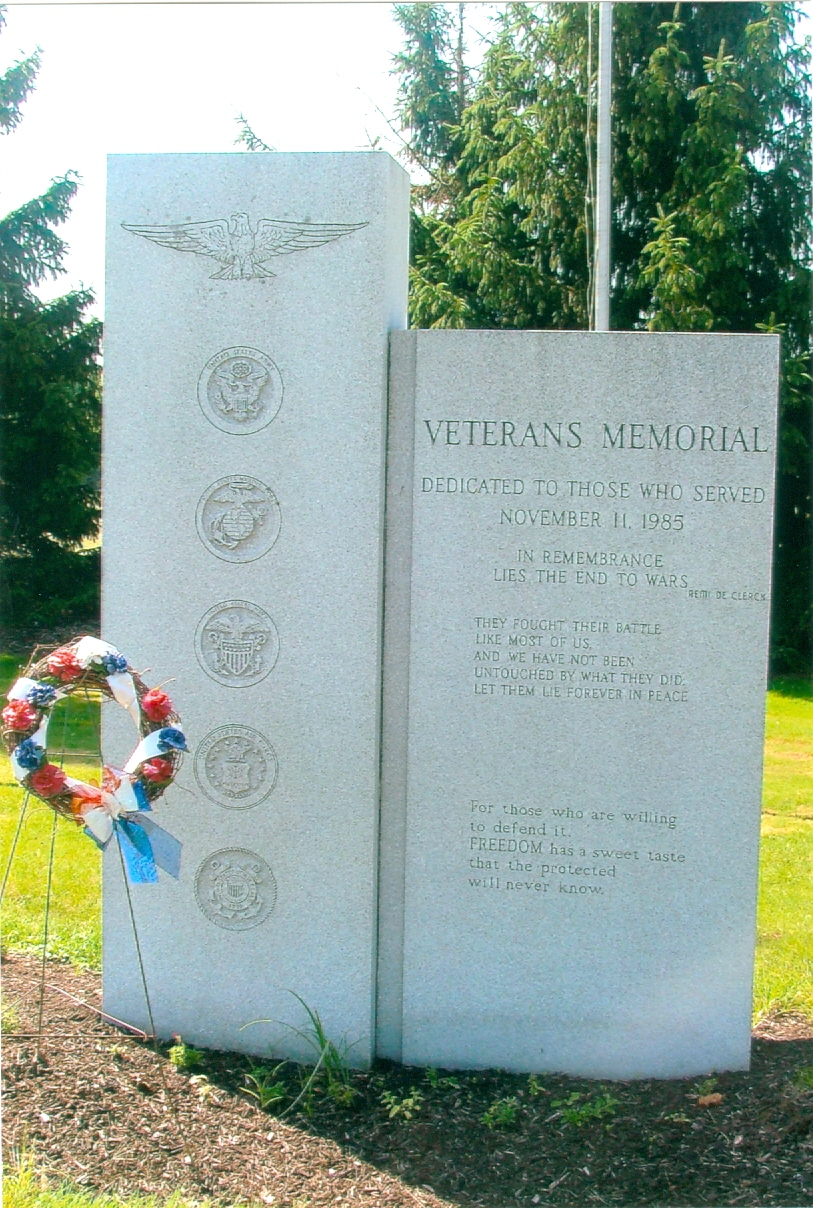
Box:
0, 174, 79, 294
234, 113, 275, 153
0, 9, 40, 134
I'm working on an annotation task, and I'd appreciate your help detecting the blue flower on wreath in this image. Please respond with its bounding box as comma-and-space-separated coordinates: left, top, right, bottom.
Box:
14, 738, 46, 770
156, 727, 188, 753
98, 652, 128, 675
26, 682, 57, 709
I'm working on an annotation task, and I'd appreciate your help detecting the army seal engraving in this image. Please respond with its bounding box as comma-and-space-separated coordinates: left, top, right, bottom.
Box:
195, 475, 281, 563
195, 848, 276, 931
194, 600, 279, 687
194, 725, 278, 809
198, 347, 283, 435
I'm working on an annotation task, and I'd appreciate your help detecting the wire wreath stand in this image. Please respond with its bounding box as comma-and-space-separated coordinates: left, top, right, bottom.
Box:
0, 636, 197, 1169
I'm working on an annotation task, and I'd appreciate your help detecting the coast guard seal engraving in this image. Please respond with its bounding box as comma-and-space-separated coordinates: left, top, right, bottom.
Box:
194, 725, 278, 809
194, 600, 279, 687
196, 475, 281, 563
122, 213, 366, 281
198, 347, 283, 435
195, 848, 276, 931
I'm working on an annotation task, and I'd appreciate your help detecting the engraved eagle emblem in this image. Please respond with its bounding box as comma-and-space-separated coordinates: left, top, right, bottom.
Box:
205, 610, 269, 677
122, 212, 367, 279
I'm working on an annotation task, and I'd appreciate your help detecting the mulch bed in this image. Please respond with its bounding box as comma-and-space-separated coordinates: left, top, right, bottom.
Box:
2, 951, 813, 1207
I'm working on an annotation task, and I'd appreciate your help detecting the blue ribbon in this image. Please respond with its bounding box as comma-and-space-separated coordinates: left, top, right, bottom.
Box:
116, 817, 160, 884
136, 815, 182, 879
132, 780, 151, 811
83, 815, 182, 884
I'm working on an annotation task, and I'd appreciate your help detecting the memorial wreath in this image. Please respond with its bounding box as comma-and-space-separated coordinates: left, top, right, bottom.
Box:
2, 637, 187, 883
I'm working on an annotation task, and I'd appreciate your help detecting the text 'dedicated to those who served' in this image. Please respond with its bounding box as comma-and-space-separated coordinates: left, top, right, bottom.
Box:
379, 330, 779, 1080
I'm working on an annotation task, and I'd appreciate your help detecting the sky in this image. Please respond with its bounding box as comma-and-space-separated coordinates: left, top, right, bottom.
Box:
0, 1, 810, 316
0, 1, 424, 312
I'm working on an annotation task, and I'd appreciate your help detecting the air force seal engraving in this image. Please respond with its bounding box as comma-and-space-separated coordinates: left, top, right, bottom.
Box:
194, 725, 278, 809
198, 348, 282, 435
194, 600, 279, 687
196, 475, 281, 563
195, 848, 276, 931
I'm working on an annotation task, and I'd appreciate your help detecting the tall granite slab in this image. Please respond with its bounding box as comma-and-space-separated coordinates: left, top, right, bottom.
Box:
380, 330, 779, 1078
103, 152, 409, 1063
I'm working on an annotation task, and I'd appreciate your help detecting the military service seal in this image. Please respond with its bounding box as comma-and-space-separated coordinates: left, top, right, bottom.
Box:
198, 347, 283, 435
195, 475, 281, 563
195, 847, 276, 931
194, 724, 278, 809
194, 600, 279, 688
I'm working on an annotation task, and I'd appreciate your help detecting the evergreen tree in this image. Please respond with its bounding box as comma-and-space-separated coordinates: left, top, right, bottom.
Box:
393, 1, 811, 672
0, 8, 102, 632
392, 3, 468, 167
0, 9, 37, 133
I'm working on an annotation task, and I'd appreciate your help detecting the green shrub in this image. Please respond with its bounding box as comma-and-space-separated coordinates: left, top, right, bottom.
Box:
482, 1096, 519, 1129
167, 1037, 204, 1071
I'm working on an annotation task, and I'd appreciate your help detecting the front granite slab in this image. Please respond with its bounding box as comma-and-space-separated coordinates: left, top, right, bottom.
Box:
380, 329, 779, 1079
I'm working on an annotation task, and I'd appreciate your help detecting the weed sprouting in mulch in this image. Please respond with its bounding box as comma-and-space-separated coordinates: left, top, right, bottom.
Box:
3, 952, 813, 1208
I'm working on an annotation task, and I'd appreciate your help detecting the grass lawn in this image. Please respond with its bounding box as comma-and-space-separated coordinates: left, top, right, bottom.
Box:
0, 653, 101, 968
4, 1159, 200, 1208
1, 657, 811, 1016
754, 676, 813, 1020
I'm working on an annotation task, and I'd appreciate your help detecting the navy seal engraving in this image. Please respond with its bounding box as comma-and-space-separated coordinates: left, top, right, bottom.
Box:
195, 848, 277, 931
194, 600, 279, 688
122, 212, 367, 280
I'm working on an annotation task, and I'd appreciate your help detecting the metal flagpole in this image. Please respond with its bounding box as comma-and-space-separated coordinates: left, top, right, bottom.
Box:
594, 1, 613, 332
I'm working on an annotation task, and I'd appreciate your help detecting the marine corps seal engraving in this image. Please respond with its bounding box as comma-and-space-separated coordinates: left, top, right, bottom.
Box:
196, 475, 281, 563
198, 347, 283, 435
194, 725, 278, 809
194, 601, 279, 687
195, 848, 277, 931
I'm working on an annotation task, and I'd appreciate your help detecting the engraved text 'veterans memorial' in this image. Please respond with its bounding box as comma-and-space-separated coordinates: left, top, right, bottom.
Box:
380, 330, 779, 1079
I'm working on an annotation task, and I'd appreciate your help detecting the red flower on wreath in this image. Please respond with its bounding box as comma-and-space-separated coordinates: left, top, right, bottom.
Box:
47, 648, 83, 682
141, 688, 173, 722
30, 763, 68, 798
2, 699, 38, 732
141, 757, 174, 784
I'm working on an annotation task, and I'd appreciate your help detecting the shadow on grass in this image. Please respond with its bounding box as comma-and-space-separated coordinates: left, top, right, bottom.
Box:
770, 674, 813, 700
